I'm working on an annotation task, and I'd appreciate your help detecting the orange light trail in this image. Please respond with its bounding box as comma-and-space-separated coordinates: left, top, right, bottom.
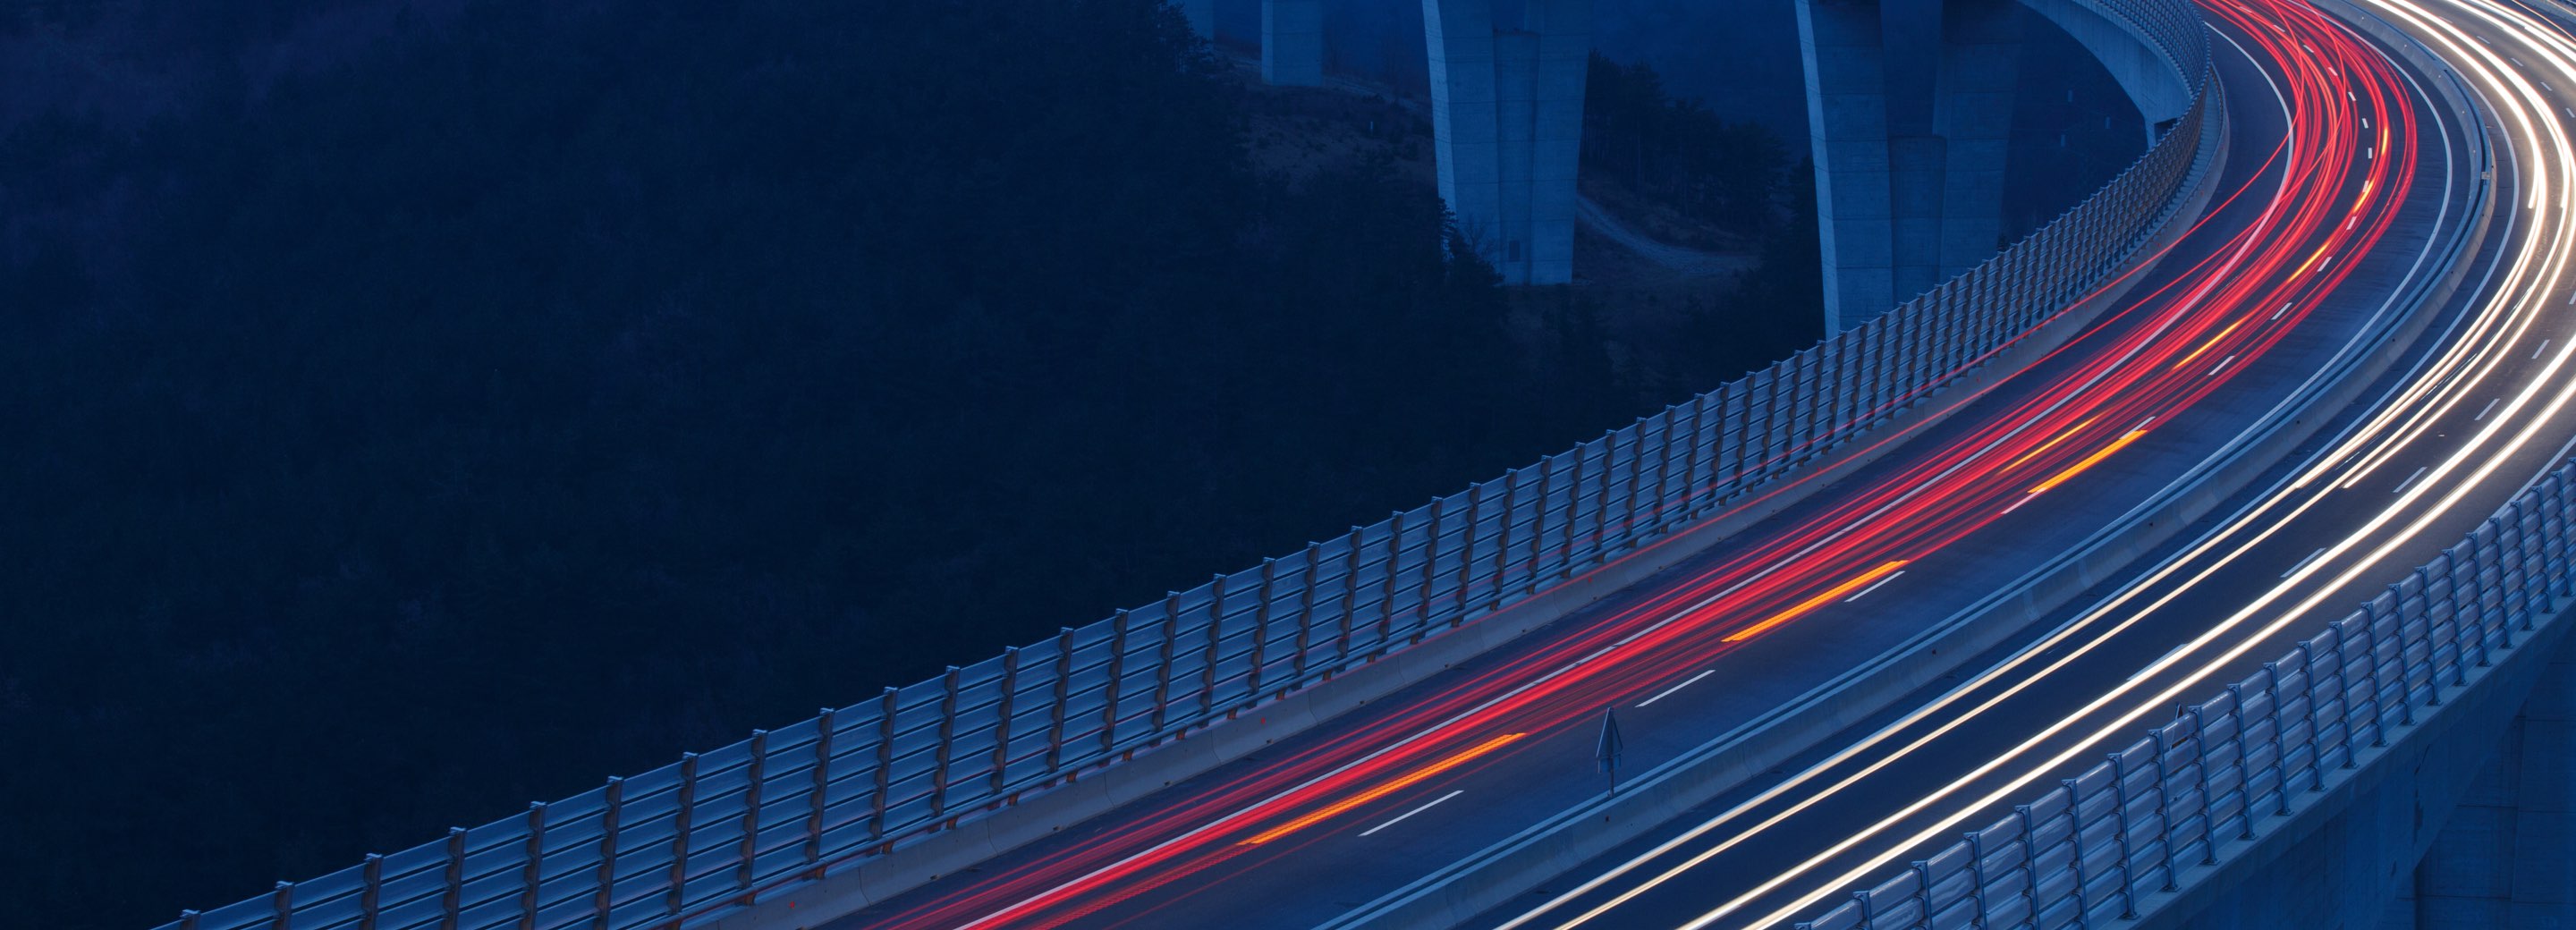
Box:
2027, 429, 2151, 495
1723, 560, 1912, 644
2004, 416, 2103, 469
1235, 731, 1527, 846
2170, 317, 2248, 370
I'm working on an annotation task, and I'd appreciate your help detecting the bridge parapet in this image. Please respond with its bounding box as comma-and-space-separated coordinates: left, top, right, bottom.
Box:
1792, 456, 2572, 930
157, 2, 2217, 927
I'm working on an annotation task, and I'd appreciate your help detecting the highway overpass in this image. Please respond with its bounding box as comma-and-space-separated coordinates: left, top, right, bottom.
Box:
156, 0, 2576, 928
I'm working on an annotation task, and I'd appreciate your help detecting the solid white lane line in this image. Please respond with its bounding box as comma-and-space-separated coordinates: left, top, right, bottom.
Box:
1360, 790, 1463, 837
1639, 670, 1718, 708
2123, 642, 2194, 684
2395, 465, 2431, 494
1844, 571, 1908, 603
2283, 547, 2329, 578
2479, 397, 2502, 419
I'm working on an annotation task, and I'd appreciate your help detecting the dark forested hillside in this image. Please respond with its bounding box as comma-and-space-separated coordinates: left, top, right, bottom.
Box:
0, 2, 1652, 926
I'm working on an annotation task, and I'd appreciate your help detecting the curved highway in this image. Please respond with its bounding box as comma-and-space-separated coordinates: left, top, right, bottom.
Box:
821, 0, 2481, 925
1462, 0, 2576, 926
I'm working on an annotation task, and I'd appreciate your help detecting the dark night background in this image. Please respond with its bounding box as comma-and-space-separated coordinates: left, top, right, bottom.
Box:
0, 2, 2135, 926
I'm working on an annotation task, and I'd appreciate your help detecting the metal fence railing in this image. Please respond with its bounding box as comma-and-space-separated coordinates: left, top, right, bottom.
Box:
158, 1, 2218, 926
1792, 460, 2576, 930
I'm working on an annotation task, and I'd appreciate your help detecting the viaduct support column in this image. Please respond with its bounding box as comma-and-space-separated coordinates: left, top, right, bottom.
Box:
1263, 0, 1324, 86
1797, 0, 2021, 330
1424, 0, 1593, 285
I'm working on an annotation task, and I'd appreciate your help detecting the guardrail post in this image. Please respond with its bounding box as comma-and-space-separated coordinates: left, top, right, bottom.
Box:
1414, 500, 1445, 638
1154, 594, 1181, 731
2361, 602, 2393, 744
931, 667, 962, 818
739, 730, 767, 897
2107, 753, 2139, 918
594, 776, 623, 929
1378, 512, 1406, 649
1910, 859, 1934, 919
1916, 297, 1941, 389
1490, 469, 1520, 611
668, 753, 699, 919
870, 687, 898, 842
1529, 460, 1554, 592
2062, 778, 2095, 930
521, 802, 546, 930
2542, 480, 2570, 605
1106, 610, 1133, 753
1338, 530, 1363, 661
1453, 486, 1482, 618
1250, 560, 1276, 695
273, 881, 294, 930
1626, 420, 1653, 537
2294, 642, 2324, 791
2327, 626, 2357, 769
2500, 503, 2529, 621
1294, 546, 1319, 684
2224, 684, 2253, 840
1589, 439, 1615, 561
1047, 630, 1073, 771
360, 853, 384, 929
1650, 407, 1676, 528
805, 707, 832, 879
2444, 554, 2471, 687
1200, 575, 1226, 714
1790, 351, 1816, 461
443, 827, 467, 927
2148, 730, 2178, 892
2262, 663, 2290, 816
2403, 575, 2439, 709
2493, 499, 2534, 615
2016, 804, 2040, 906
1683, 398, 1707, 515
2461, 539, 2491, 667
1569, 446, 1595, 574
1964, 830, 1991, 927
1875, 322, 1895, 417
2186, 706, 2216, 865
993, 648, 1021, 793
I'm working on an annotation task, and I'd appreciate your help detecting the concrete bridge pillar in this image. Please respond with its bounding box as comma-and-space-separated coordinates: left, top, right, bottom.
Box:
1797, 0, 2023, 330
1263, 0, 1325, 86
2387, 645, 2576, 928
1424, 0, 1593, 285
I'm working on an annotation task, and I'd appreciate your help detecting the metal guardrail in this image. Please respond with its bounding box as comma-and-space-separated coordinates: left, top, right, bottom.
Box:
1793, 459, 2576, 930
159, 3, 2217, 927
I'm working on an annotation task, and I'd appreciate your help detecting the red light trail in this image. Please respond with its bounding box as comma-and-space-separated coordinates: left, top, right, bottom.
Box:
855, 1, 2419, 926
